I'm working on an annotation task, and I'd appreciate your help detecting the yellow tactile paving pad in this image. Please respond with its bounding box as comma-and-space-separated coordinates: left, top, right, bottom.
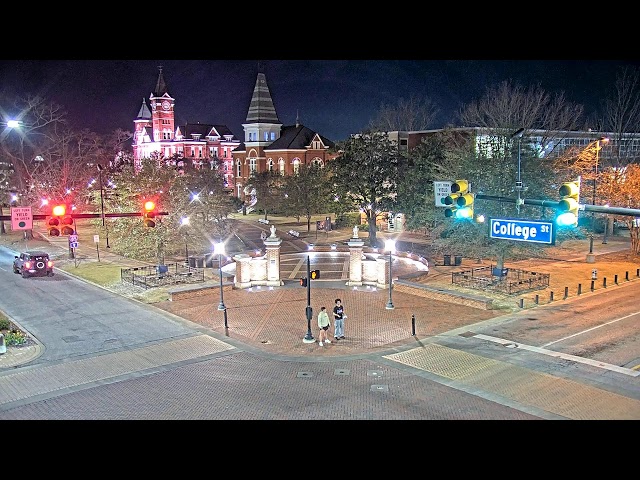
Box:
384, 344, 640, 420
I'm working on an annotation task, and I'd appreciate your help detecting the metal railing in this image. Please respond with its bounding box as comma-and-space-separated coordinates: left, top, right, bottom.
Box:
451, 265, 550, 295
121, 263, 205, 289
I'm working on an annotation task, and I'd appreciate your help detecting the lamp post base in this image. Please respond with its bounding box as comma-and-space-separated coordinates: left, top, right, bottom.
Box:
586, 253, 596, 264
385, 302, 395, 310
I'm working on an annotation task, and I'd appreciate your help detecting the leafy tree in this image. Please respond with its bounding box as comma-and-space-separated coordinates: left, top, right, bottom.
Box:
282, 164, 334, 231
246, 171, 285, 221
330, 132, 402, 247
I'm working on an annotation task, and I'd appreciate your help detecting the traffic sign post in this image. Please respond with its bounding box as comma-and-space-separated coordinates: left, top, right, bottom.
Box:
10, 207, 33, 231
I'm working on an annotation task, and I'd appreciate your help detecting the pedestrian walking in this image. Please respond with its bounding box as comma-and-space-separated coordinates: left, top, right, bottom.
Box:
333, 298, 346, 340
317, 306, 332, 346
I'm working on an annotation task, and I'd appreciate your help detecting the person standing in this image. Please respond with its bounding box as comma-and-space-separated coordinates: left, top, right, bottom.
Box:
333, 298, 346, 340
317, 306, 332, 346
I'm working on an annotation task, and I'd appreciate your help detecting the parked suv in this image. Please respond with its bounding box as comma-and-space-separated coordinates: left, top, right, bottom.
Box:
13, 251, 54, 278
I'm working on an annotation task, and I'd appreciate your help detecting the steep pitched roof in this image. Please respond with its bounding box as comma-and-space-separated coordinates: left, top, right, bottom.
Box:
153, 66, 170, 97
245, 72, 280, 124
136, 98, 152, 120
266, 124, 335, 150
178, 123, 238, 140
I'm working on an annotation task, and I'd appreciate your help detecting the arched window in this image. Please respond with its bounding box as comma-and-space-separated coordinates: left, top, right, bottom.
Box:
279, 158, 285, 175
293, 158, 300, 174
236, 159, 242, 177
311, 157, 324, 167
268, 158, 274, 171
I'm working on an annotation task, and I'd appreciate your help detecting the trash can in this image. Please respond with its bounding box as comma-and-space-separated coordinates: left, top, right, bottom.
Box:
188, 256, 196, 268
443, 254, 451, 266
454, 255, 462, 266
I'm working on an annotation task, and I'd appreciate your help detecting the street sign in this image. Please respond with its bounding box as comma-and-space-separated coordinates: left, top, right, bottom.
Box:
489, 218, 555, 245
10, 206, 33, 230
70, 242, 79, 248
94, 235, 100, 243
434, 181, 452, 207
69, 234, 78, 243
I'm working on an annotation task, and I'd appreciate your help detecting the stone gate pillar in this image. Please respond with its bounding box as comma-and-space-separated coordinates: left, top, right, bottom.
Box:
264, 230, 284, 286
233, 254, 253, 288
346, 236, 365, 286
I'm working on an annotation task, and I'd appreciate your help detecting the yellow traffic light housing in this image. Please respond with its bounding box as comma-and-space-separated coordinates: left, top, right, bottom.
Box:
557, 180, 580, 227
310, 269, 320, 280
143, 200, 157, 228
445, 180, 473, 220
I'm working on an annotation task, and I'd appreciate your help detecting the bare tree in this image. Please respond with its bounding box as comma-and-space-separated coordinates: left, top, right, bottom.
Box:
368, 94, 440, 132
602, 66, 640, 166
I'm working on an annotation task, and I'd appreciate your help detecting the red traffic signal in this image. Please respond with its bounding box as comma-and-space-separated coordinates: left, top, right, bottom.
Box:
47, 216, 60, 236
61, 216, 75, 235
143, 200, 157, 227
300, 277, 308, 287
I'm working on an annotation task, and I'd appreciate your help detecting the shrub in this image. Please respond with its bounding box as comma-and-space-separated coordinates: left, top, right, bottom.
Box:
4, 329, 28, 346
0, 317, 10, 331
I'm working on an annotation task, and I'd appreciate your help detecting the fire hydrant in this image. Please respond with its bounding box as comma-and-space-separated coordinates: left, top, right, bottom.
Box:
592, 269, 598, 280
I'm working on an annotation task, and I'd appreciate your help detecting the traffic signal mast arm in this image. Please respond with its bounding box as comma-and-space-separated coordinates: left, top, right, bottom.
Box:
0, 212, 171, 221
474, 194, 640, 217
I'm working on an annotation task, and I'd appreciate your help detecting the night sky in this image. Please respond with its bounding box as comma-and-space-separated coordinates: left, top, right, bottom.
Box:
1, 59, 638, 143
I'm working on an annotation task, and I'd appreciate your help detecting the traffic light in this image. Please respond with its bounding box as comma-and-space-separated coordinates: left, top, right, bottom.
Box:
310, 269, 320, 280
47, 204, 66, 236
444, 180, 474, 219
300, 277, 308, 287
47, 216, 60, 236
60, 212, 74, 235
143, 200, 157, 228
557, 180, 580, 226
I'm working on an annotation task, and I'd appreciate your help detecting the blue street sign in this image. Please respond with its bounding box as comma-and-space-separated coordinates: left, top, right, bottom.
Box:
489, 218, 555, 245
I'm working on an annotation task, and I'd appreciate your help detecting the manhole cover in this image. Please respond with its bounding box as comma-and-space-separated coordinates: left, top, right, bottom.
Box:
367, 370, 383, 377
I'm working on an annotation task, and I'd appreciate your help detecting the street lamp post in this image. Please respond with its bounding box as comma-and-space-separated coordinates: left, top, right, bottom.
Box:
96, 164, 110, 248
510, 128, 525, 215
589, 136, 609, 255
385, 239, 396, 310
214, 241, 228, 328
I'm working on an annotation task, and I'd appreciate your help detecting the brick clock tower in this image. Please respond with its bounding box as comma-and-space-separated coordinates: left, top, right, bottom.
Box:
149, 66, 175, 142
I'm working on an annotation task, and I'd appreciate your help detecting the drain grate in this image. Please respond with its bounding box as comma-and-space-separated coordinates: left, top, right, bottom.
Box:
334, 369, 350, 375
297, 371, 313, 378
367, 370, 384, 377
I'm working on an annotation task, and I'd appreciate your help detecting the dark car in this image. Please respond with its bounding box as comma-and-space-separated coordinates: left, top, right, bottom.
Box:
13, 251, 54, 278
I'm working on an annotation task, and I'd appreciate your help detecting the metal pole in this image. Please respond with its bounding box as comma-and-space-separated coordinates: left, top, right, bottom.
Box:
303, 255, 314, 342
217, 250, 227, 328
98, 165, 110, 248
590, 140, 599, 254
386, 248, 394, 309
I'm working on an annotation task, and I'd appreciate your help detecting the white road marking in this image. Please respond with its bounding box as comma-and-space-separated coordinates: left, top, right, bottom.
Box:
541, 311, 640, 347
473, 333, 640, 377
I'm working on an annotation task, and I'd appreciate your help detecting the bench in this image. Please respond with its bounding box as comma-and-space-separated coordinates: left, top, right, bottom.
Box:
288, 230, 300, 238
258, 218, 270, 224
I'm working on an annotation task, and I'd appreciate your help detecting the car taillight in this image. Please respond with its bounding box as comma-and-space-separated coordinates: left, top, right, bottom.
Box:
47, 260, 54, 268
24, 261, 32, 269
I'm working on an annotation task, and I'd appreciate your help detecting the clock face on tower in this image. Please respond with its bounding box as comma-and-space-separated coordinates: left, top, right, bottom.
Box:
162, 100, 171, 111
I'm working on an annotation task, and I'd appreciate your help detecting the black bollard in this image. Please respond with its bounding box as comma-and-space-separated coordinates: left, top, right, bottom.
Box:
591, 280, 595, 291
603, 277, 607, 288
615, 274, 618, 284
578, 283, 582, 295
411, 314, 416, 336
519, 298, 524, 308
626, 271, 629, 281
564, 286, 569, 299
550, 291, 554, 302
535, 294, 539, 304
